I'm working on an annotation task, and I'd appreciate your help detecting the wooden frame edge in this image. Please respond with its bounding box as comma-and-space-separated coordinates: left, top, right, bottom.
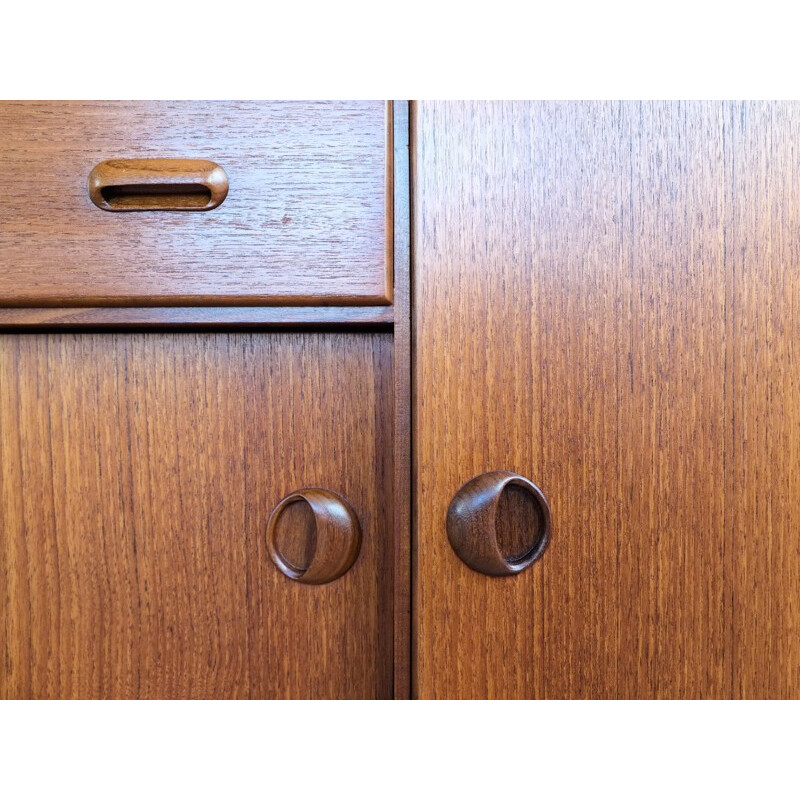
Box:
392, 100, 412, 699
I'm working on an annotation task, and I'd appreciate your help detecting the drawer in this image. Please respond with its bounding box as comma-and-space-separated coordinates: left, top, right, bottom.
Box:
0, 101, 391, 307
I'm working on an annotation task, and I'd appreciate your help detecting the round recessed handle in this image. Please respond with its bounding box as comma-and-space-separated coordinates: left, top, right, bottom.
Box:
267, 488, 361, 585
446, 471, 551, 576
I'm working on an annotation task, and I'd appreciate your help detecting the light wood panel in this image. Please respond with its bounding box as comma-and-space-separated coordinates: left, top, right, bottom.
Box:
413, 101, 800, 698
0, 101, 390, 307
0, 332, 393, 698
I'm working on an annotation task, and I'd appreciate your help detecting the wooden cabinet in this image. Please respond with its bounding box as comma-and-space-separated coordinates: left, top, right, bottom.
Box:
2, 100, 799, 698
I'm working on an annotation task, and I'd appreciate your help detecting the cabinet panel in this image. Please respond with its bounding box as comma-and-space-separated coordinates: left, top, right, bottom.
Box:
413, 101, 800, 698
0, 332, 393, 698
727, 102, 800, 698
0, 101, 390, 307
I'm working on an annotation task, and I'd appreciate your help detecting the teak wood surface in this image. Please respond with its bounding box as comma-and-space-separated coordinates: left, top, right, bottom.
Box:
0, 333, 393, 699
412, 101, 800, 699
0, 101, 390, 307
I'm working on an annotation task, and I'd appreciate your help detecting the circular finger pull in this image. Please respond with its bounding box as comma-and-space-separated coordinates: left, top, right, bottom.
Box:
267, 488, 361, 585
446, 471, 551, 576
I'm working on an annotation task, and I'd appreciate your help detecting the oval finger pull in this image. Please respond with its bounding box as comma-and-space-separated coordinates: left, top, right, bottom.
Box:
446, 471, 551, 576
88, 158, 228, 211
267, 488, 361, 585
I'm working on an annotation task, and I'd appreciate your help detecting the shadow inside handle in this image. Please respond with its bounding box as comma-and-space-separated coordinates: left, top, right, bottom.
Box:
100, 183, 213, 209
272, 498, 317, 573
495, 482, 547, 563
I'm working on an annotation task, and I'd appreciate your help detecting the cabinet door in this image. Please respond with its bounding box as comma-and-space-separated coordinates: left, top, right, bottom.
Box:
0, 332, 393, 698
413, 101, 800, 698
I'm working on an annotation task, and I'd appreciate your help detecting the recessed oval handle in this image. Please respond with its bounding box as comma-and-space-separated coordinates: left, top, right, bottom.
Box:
446, 471, 551, 576
88, 158, 228, 212
266, 488, 361, 585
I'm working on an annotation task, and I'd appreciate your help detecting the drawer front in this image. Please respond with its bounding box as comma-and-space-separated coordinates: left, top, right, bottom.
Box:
0, 332, 393, 698
0, 101, 391, 307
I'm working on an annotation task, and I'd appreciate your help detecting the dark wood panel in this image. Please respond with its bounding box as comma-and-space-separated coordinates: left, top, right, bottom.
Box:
0, 101, 390, 307
0, 332, 393, 698
413, 100, 800, 699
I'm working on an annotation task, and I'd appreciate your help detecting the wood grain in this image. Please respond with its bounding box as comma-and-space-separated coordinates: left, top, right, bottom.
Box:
413, 101, 800, 698
0, 101, 390, 306
0, 332, 393, 698
727, 102, 800, 699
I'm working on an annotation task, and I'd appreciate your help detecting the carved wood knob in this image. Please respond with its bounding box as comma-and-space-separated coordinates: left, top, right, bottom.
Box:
446, 471, 551, 576
267, 488, 361, 585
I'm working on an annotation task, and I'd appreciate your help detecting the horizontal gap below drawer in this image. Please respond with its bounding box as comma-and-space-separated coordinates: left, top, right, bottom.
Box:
0, 306, 394, 330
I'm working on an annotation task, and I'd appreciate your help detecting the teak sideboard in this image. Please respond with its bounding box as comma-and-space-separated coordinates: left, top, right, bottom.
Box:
1, 101, 798, 699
